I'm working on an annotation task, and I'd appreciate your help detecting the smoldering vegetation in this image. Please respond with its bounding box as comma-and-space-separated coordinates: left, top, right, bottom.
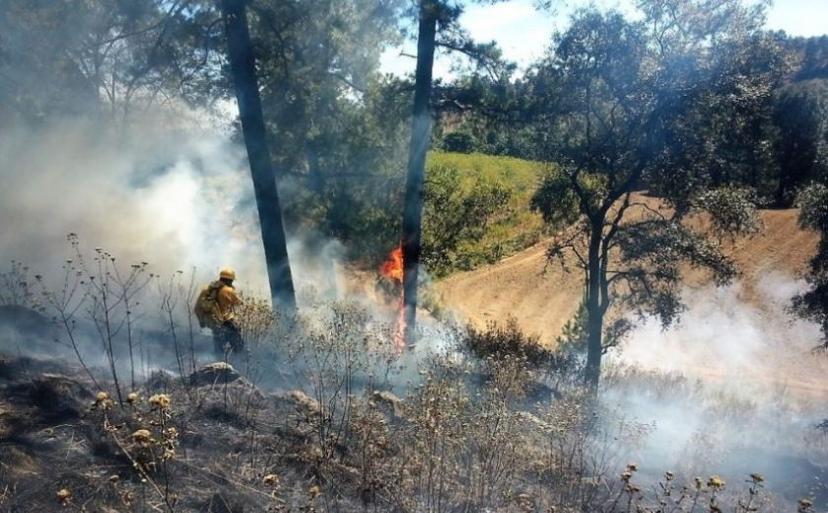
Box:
1, 242, 827, 512
0, 103, 826, 513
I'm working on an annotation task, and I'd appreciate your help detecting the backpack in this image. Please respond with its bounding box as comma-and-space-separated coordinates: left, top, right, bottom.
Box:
194, 281, 224, 329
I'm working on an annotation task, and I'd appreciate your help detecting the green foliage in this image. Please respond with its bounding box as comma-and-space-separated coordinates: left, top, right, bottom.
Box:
296, 149, 548, 276
440, 130, 478, 153
616, 219, 739, 324
281, 74, 411, 262
251, 0, 405, 176
432, 74, 538, 158
793, 184, 828, 345
464, 317, 553, 369
521, 1, 768, 384
422, 165, 510, 277
773, 79, 828, 205
555, 302, 587, 351
0, 0, 222, 125
694, 187, 762, 237
424, 152, 547, 276
797, 184, 828, 233
530, 170, 588, 229
787, 35, 828, 81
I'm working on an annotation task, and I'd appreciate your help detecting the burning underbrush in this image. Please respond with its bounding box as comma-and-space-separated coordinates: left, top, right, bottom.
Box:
2, 301, 824, 512
378, 244, 407, 353
0, 252, 825, 512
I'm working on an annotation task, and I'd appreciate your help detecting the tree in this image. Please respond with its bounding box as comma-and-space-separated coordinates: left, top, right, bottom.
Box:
773, 79, 828, 206
249, 0, 405, 188
793, 184, 828, 348
400, 0, 514, 345
528, 4, 764, 387
401, 0, 440, 345
220, 0, 295, 310
787, 35, 828, 81
0, 0, 223, 125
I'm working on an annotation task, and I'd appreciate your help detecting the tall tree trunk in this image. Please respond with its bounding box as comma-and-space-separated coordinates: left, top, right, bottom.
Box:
584, 226, 603, 388
401, 0, 438, 346
220, 0, 296, 311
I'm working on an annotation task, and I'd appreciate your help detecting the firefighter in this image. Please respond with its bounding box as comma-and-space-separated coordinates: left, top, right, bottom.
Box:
195, 267, 243, 357
214, 267, 243, 356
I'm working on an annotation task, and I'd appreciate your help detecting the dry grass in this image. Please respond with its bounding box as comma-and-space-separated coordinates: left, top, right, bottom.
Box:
0, 244, 823, 512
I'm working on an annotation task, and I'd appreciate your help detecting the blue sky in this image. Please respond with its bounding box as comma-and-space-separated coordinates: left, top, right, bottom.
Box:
379, 0, 828, 79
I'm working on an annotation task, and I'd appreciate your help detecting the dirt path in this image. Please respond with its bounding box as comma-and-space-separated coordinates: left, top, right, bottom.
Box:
436, 205, 818, 345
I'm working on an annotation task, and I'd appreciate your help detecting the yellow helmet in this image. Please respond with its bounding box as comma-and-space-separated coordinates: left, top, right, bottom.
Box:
219, 267, 236, 281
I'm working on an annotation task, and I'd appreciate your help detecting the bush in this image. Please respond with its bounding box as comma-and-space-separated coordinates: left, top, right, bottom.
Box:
441, 131, 478, 153
422, 164, 511, 277
464, 317, 553, 369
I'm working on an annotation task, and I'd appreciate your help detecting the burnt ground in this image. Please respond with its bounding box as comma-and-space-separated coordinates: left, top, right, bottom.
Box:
0, 353, 387, 513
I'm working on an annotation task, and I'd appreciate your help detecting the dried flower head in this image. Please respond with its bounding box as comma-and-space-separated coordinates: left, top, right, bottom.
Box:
126, 392, 140, 404
57, 488, 72, 505
707, 475, 725, 490
308, 484, 321, 500
263, 473, 280, 487
132, 429, 152, 444
148, 393, 171, 411
94, 391, 113, 410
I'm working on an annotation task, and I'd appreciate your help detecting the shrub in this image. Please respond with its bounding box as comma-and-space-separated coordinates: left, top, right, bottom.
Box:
464, 317, 553, 369
441, 131, 479, 153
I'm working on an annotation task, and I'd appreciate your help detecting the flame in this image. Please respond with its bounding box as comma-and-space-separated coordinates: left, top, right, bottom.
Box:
379, 245, 404, 282
379, 244, 406, 352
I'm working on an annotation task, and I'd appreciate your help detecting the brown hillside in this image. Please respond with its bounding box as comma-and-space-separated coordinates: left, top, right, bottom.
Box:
436, 199, 818, 345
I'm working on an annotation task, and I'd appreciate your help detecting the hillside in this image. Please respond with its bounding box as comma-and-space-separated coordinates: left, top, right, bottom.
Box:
436, 197, 819, 345
424, 152, 547, 275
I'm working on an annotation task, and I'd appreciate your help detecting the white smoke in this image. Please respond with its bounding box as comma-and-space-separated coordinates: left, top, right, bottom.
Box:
0, 110, 273, 295
614, 273, 826, 396
603, 274, 828, 506
0, 107, 430, 383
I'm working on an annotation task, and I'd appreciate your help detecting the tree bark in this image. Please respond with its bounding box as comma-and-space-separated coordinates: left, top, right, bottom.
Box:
584, 224, 604, 388
220, 0, 296, 311
402, 0, 438, 346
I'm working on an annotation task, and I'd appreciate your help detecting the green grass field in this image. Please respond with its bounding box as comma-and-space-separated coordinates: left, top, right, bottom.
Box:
426, 151, 549, 274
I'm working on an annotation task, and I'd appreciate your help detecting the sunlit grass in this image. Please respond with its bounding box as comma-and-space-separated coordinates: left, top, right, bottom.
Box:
427, 151, 548, 271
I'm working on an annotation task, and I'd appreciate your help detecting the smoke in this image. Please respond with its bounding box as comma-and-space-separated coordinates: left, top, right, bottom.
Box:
0, 110, 272, 295
603, 273, 828, 506
614, 272, 826, 394
0, 108, 369, 302
0, 107, 439, 386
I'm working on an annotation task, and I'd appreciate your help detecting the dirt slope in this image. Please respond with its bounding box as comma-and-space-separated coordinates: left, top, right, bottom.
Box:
436, 203, 818, 345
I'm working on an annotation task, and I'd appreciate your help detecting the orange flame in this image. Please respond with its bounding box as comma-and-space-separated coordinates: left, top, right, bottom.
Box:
379, 244, 406, 352
379, 245, 404, 283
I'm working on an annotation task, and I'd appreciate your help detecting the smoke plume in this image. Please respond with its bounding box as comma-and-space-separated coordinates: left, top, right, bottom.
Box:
604, 274, 828, 506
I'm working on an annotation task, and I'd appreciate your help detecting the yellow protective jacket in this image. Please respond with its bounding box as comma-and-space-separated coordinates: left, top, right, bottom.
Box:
215, 283, 241, 323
